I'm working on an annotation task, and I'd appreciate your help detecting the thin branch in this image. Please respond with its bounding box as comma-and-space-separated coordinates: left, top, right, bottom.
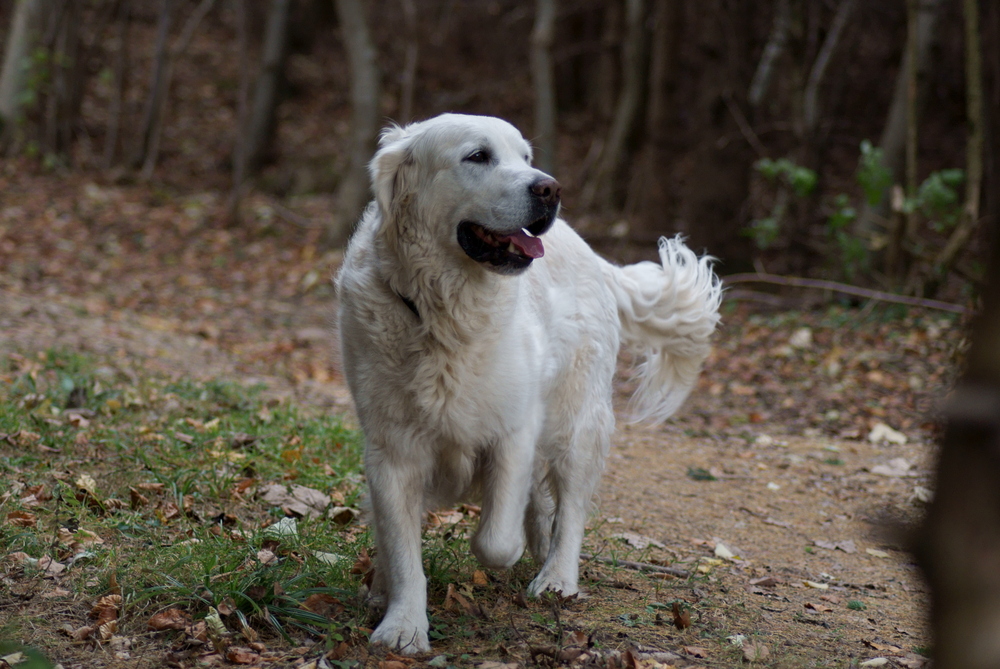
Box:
722, 91, 768, 157
723, 273, 970, 314
748, 0, 791, 107
579, 553, 690, 578
803, 0, 856, 135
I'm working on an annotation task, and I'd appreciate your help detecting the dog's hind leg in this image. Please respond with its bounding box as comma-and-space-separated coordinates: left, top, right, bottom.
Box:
366, 443, 432, 655
527, 416, 611, 598
471, 428, 536, 569
525, 474, 554, 563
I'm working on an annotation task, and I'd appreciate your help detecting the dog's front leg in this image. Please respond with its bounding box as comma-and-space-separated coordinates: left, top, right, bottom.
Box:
471, 428, 535, 569
366, 446, 431, 655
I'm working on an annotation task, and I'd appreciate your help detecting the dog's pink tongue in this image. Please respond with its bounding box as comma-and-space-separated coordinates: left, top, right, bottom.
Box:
506, 229, 545, 258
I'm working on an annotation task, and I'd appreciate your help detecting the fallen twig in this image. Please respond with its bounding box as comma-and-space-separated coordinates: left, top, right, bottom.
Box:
579, 552, 690, 578
722, 273, 969, 315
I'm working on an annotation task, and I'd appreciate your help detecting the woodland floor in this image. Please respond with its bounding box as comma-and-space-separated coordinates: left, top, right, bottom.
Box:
0, 166, 965, 668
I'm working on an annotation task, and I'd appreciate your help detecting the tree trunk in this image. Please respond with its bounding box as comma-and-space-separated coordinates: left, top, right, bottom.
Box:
918, 171, 1000, 669
802, 0, 856, 137
329, 0, 381, 247
748, 0, 791, 109
926, 0, 984, 293
531, 0, 557, 175
104, 0, 131, 168
242, 0, 292, 174
0, 0, 49, 136
855, 0, 945, 237
398, 0, 418, 122
582, 0, 650, 211
131, 0, 173, 169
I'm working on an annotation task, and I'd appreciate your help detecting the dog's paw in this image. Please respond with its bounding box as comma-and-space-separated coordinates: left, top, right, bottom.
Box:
526, 570, 579, 599
370, 615, 431, 655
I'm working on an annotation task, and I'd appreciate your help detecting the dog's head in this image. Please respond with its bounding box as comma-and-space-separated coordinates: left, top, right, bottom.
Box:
369, 114, 560, 275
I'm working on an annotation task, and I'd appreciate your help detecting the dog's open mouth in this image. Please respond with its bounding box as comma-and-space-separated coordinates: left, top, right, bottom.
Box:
457, 218, 552, 272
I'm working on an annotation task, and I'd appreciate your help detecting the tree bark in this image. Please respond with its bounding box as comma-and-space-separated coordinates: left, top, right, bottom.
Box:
131, 0, 173, 169
398, 0, 418, 122
242, 0, 291, 174
582, 0, 650, 211
329, 0, 381, 246
802, 0, 856, 136
918, 160, 1000, 669
927, 0, 984, 291
531, 0, 557, 175
104, 0, 131, 168
748, 0, 791, 108
0, 0, 49, 135
855, 0, 944, 237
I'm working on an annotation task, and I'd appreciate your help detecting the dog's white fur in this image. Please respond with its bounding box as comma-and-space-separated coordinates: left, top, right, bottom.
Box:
336, 114, 721, 654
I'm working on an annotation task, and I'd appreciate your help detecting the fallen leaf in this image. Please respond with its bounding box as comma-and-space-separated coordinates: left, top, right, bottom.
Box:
90, 594, 122, 625
6, 511, 37, 528
682, 646, 709, 658
225, 647, 261, 664
301, 593, 344, 618
749, 576, 779, 587
75, 474, 98, 496
804, 602, 833, 613
803, 580, 829, 590
870, 457, 914, 477
742, 642, 770, 662
38, 555, 66, 577
259, 483, 329, 518
866, 548, 890, 559
868, 423, 907, 445
714, 541, 738, 560
813, 539, 857, 554
671, 601, 690, 630
859, 659, 889, 667
472, 569, 489, 586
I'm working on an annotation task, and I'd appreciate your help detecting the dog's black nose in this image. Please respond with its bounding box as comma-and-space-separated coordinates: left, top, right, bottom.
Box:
529, 178, 561, 206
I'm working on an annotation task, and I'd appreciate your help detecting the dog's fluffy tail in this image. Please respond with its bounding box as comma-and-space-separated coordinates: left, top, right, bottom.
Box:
601, 236, 722, 423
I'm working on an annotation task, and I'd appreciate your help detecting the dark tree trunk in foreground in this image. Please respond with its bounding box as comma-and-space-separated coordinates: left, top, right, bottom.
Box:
919, 210, 1000, 668
330, 0, 380, 247
918, 1, 1000, 656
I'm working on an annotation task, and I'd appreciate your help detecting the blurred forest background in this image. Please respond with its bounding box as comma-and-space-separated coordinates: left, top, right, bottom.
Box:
0, 0, 996, 303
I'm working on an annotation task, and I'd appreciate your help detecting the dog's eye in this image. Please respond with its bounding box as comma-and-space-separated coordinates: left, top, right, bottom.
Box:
464, 149, 490, 164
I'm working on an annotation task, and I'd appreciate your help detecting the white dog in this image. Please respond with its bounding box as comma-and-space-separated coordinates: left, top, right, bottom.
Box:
336, 114, 721, 654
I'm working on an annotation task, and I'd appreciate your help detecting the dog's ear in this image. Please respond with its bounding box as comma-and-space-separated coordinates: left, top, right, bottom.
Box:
369, 124, 416, 224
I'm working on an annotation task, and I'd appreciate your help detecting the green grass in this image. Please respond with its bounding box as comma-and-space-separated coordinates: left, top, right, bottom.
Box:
0, 349, 369, 645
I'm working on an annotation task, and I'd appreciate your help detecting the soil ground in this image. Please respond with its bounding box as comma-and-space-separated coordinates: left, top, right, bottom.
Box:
0, 168, 962, 668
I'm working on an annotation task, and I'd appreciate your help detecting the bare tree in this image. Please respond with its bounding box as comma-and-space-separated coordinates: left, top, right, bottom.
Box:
398, 0, 418, 123
531, 0, 557, 175
928, 0, 985, 290
802, 0, 856, 137
242, 0, 292, 174
0, 0, 50, 138
582, 0, 650, 211
131, 0, 173, 169
748, 0, 791, 109
330, 0, 381, 246
855, 0, 945, 237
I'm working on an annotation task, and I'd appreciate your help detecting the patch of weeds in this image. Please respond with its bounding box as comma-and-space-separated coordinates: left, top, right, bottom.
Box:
847, 600, 867, 611
824, 457, 845, 466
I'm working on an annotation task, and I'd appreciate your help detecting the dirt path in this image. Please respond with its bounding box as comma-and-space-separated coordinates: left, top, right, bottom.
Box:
2, 278, 942, 667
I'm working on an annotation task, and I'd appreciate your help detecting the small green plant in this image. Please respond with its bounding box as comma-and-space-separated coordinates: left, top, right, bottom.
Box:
856, 140, 893, 206
847, 600, 867, 611
910, 168, 965, 232
756, 157, 818, 197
